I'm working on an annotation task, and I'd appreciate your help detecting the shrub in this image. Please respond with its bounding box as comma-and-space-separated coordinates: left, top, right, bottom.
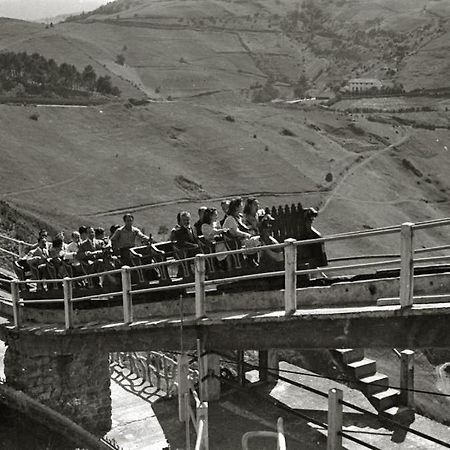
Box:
29, 113, 39, 121
115, 54, 125, 65
224, 115, 235, 122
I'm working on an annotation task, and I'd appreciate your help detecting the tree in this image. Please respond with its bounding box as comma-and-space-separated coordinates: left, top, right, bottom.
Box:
96, 75, 120, 96
81, 65, 96, 91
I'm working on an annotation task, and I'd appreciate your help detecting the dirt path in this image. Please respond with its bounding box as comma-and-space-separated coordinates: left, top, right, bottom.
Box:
87, 188, 323, 217
318, 128, 410, 214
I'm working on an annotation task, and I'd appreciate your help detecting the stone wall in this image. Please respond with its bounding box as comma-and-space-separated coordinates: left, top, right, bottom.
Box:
4, 340, 111, 434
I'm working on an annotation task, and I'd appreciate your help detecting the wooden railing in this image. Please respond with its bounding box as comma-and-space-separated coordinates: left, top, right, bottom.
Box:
9, 218, 450, 330
0, 233, 32, 258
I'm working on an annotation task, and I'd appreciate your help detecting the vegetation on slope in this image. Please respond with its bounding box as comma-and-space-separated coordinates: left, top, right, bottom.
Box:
0, 51, 120, 98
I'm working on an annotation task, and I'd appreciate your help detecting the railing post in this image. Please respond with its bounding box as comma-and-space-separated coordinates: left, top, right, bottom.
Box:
184, 392, 191, 450
399, 222, 414, 308
195, 254, 206, 319
237, 350, 246, 386
197, 338, 219, 401
18, 241, 26, 258
327, 388, 343, 450
63, 277, 73, 330
121, 265, 133, 324
259, 350, 268, 382
284, 238, 297, 315
196, 402, 209, 450
400, 349, 415, 409
11, 281, 21, 329
178, 353, 190, 422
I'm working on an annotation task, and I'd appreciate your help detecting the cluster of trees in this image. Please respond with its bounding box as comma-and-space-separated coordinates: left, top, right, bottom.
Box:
0, 51, 120, 97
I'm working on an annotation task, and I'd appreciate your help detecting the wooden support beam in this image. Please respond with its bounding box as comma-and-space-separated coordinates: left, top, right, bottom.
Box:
284, 239, 297, 315
177, 353, 190, 422
400, 349, 415, 409
63, 278, 73, 330
400, 223, 414, 308
195, 255, 206, 319
121, 266, 132, 324
327, 388, 343, 450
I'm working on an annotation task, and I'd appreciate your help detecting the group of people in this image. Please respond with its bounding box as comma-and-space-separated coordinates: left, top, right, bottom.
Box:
18, 213, 153, 286
16, 197, 284, 287
169, 197, 284, 270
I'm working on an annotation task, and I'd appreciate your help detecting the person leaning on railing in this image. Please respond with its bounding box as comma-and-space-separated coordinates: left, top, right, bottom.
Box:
110, 213, 151, 266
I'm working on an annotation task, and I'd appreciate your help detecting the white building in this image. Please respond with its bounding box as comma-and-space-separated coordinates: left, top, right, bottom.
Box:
348, 78, 383, 93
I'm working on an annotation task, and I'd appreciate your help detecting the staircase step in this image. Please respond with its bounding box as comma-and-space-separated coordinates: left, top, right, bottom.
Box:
371, 388, 400, 411
347, 358, 377, 379
381, 406, 415, 424
359, 372, 389, 395
334, 348, 365, 364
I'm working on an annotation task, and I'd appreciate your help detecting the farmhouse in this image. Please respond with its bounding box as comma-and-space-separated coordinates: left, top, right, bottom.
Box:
348, 78, 383, 93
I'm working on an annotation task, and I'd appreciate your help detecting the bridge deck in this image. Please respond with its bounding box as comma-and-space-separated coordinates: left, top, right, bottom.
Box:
5, 299, 450, 354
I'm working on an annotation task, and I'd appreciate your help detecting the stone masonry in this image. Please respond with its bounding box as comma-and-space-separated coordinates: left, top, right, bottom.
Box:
4, 339, 112, 434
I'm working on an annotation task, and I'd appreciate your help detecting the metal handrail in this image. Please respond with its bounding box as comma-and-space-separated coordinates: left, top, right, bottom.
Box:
9, 218, 450, 331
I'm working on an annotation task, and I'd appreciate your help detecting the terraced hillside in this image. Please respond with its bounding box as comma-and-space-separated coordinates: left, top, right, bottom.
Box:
0, 0, 449, 257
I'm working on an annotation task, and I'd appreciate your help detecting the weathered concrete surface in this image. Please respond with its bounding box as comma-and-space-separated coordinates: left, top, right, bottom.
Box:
6, 302, 450, 355
3, 271, 450, 326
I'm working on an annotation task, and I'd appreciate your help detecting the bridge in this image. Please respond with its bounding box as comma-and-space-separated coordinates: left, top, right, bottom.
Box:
0, 218, 450, 443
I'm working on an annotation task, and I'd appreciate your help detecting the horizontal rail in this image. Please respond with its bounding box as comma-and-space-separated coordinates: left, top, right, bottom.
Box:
0, 234, 33, 246
15, 278, 64, 285
131, 282, 196, 296
0, 247, 20, 257
296, 258, 402, 276
414, 218, 450, 230
71, 290, 124, 303
204, 270, 284, 286
19, 298, 65, 305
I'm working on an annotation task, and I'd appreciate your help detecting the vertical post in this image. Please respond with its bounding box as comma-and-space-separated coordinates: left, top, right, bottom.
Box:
259, 350, 268, 382
184, 393, 191, 450
327, 388, 343, 450
197, 338, 219, 402
178, 353, 190, 422
197, 402, 209, 450
11, 281, 21, 329
284, 238, 297, 315
195, 254, 206, 319
399, 222, 414, 308
400, 350, 415, 409
267, 349, 279, 382
121, 265, 132, 324
237, 350, 246, 386
18, 241, 26, 258
63, 277, 73, 330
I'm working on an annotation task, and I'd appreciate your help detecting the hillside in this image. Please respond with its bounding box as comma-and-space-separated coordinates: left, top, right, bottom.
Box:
0, 0, 449, 254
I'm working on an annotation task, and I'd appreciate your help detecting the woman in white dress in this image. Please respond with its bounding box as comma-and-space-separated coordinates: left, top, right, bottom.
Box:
223, 198, 260, 250
201, 207, 228, 268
